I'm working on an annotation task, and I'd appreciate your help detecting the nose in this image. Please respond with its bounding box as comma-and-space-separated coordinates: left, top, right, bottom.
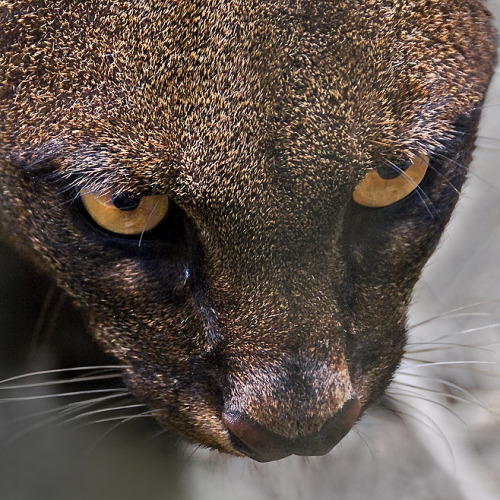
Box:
222, 397, 360, 462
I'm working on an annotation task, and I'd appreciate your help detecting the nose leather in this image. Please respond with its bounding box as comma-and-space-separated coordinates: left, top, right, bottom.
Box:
222, 397, 361, 462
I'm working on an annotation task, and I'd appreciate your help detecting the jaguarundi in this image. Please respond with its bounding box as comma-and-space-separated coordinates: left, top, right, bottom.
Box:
0, 0, 497, 462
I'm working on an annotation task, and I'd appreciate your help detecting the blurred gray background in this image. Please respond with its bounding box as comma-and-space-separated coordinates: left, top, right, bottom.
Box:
1, 2, 500, 499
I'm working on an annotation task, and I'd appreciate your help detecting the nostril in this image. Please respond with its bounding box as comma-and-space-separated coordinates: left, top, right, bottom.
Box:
222, 411, 293, 462
222, 397, 361, 462
311, 396, 361, 453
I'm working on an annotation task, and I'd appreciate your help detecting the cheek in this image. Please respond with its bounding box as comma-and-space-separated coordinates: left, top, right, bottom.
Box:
82, 267, 208, 362
345, 313, 407, 408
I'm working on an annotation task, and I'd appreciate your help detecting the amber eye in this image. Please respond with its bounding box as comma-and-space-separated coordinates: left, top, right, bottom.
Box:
80, 190, 170, 235
353, 155, 429, 207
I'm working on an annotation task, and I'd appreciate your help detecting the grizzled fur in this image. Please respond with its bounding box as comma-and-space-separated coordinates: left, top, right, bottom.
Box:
0, 0, 496, 461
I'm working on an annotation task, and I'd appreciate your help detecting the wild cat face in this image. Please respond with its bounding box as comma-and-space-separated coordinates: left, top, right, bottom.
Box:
0, 0, 496, 461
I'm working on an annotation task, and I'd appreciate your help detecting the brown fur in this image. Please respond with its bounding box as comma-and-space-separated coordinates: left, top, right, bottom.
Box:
0, 0, 497, 461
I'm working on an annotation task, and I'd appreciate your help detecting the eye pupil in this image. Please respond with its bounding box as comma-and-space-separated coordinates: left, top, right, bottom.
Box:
377, 161, 410, 180
112, 193, 141, 211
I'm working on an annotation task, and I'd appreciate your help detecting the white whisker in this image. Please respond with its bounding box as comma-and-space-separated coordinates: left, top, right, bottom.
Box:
0, 365, 127, 386
387, 389, 466, 423
0, 388, 128, 404
0, 373, 124, 391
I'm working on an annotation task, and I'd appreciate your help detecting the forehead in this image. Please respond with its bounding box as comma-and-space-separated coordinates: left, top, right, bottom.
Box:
0, 1, 494, 198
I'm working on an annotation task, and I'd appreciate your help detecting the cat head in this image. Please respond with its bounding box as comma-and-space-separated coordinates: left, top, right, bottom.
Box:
0, 0, 496, 461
